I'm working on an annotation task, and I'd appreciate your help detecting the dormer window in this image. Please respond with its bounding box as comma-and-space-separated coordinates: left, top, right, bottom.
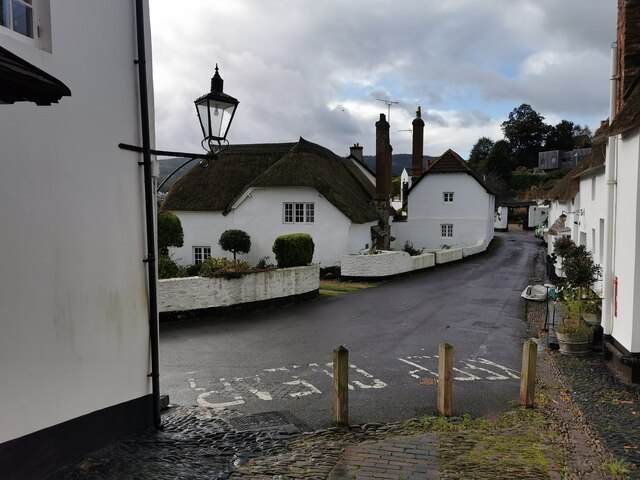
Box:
1, 0, 34, 39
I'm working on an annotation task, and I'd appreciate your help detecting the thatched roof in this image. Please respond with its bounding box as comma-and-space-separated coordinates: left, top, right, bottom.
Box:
609, 77, 640, 137
408, 149, 496, 195
544, 123, 608, 202
162, 138, 380, 224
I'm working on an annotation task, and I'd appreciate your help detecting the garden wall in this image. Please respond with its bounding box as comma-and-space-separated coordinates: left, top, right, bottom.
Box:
341, 251, 435, 277
159, 265, 319, 313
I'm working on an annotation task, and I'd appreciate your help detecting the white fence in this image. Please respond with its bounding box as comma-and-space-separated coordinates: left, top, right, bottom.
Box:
159, 265, 320, 312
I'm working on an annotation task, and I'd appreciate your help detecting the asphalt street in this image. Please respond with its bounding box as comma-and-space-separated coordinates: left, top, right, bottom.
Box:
160, 229, 543, 430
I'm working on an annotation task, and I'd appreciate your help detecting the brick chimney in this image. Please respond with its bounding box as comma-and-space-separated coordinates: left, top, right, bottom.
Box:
376, 113, 391, 197
350, 143, 364, 163
375, 113, 391, 249
411, 106, 425, 181
616, 0, 640, 111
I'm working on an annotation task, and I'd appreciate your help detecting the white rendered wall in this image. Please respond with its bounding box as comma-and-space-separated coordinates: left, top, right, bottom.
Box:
0, 1, 153, 443
494, 206, 508, 230
613, 132, 640, 353
170, 187, 376, 268
159, 265, 319, 312
578, 171, 606, 294
528, 205, 548, 228
393, 174, 493, 250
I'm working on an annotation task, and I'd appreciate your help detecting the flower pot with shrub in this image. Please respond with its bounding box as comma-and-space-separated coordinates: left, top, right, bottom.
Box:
553, 238, 602, 356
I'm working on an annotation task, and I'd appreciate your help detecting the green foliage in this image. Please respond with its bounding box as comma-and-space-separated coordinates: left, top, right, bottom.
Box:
157, 211, 184, 255
391, 176, 401, 198
272, 233, 315, 268
563, 244, 601, 290
545, 120, 575, 151
501, 104, 549, 169
158, 254, 180, 279
402, 241, 422, 256
218, 229, 251, 261
468, 136, 494, 173
200, 257, 251, 279
553, 236, 575, 259
184, 263, 202, 277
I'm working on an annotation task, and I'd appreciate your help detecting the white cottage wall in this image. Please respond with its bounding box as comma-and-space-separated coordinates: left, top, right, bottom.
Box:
0, 0, 152, 448
613, 133, 640, 352
171, 187, 374, 267
393, 174, 493, 250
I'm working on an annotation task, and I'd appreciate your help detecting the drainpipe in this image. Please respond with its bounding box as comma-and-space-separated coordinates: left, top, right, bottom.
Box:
602, 42, 619, 349
134, 0, 162, 429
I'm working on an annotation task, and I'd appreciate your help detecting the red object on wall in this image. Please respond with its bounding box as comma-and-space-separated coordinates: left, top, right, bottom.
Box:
614, 276, 618, 317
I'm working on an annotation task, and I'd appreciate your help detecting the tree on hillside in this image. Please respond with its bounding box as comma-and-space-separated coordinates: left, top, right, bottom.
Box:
545, 120, 575, 151
483, 140, 513, 198
158, 211, 184, 256
501, 104, 549, 169
468, 137, 494, 174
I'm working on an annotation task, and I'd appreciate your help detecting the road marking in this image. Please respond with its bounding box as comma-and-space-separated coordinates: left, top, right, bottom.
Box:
283, 379, 321, 397
397, 356, 519, 382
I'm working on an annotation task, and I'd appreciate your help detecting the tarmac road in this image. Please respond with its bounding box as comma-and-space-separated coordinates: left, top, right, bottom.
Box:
160, 229, 544, 430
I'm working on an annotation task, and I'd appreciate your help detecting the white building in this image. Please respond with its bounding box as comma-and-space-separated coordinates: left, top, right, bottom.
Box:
163, 138, 380, 268
601, 2, 640, 381
392, 149, 496, 251
0, 1, 159, 476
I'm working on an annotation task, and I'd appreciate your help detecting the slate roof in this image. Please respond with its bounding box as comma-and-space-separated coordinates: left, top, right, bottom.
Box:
408, 149, 495, 195
162, 137, 380, 224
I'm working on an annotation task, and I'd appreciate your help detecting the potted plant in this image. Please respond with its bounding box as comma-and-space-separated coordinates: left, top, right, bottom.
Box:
554, 240, 602, 356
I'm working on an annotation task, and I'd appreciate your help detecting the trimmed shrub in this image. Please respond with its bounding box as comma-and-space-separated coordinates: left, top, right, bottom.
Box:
272, 233, 315, 268
403, 241, 422, 256
158, 255, 180, 279
158, 211, 184, 255
184, 263, 202, 277
200, 257, 251, 279
219, 229, 251, 261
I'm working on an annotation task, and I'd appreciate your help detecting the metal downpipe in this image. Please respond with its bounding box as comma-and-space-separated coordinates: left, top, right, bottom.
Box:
134, 0, 162, 429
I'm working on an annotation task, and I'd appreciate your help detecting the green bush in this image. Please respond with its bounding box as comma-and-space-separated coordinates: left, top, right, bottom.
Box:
199, 257, 251, 279
272, 233, 315, 268
158, 254, 180, 279
184, 264, 202, 277
403, 241, 422, 256
157, 211, 184, 255
219, 229, 251, 261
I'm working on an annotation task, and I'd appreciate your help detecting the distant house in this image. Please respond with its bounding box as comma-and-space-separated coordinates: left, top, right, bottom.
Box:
538, 147, 592, 171
392, 149, 496, 251
0, 1, 157, 477
163, 138, 380, 267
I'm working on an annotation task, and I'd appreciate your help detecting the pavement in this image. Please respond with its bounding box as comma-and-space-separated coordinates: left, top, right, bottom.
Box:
49, 249, 640, 480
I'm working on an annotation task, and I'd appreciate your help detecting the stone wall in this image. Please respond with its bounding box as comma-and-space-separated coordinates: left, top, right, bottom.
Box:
159, 265, 320, 312
341, 251, 435, 277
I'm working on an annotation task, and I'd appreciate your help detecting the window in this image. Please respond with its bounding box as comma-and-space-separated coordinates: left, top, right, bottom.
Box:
443, 192, 454, 203
283, 202, 314, 224
193, 246, 211, 265
1, 0, 34, 38
441, 224, 453, 237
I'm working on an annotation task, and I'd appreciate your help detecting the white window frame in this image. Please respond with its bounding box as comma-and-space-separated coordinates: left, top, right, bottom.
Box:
283, 202, 315, 224
443, 192, 454, 203
441, 223, 453, 238
193, 246, 211, 265
1, 0, 35, 42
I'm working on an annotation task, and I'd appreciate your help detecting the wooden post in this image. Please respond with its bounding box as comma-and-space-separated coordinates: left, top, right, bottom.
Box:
333, 346, 349, 427
519, 339, 537, 407
438, 343, 453, 417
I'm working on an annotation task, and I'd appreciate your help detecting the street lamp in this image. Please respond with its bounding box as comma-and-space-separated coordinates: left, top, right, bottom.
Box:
195, 64, 239, 156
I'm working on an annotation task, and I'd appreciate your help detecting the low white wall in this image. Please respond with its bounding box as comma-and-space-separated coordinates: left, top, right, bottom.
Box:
462, 240, 486, 258
435, 248, 463, 264
159, 265, 319, 312
341, 251, 435, 277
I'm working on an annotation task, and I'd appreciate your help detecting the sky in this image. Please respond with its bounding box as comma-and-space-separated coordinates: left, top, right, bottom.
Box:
149, 1, 617, 159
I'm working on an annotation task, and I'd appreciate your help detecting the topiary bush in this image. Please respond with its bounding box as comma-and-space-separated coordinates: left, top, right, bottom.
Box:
157, 211, 184, 255
272, 233, 315, 268
199, 257, 251, 279
158, 255, 180, 279
219, 229, 251, 261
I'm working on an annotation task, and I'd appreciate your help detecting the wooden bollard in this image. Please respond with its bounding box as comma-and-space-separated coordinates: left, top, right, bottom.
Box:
333, 346, 349, 427
519, 339, 537, 407
438, 343, 453, 417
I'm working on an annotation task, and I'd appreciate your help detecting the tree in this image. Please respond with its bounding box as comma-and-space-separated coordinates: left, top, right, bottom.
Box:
501, 104, 549, 169
483, 140, 513, 196
545, 120, 575, 151
468, 137, 494, 174
219, 229, 251, 261
157, 211, 183, 255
